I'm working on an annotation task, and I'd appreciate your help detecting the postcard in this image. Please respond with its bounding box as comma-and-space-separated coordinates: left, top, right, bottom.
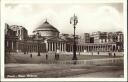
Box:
1, 0, 127, 81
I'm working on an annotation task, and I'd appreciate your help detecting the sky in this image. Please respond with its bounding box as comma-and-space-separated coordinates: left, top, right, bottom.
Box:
5, 2, 123, 35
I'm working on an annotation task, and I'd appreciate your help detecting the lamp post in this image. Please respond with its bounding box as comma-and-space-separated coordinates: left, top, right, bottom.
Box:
70, 14, 78, 60
37, 32, 41, 56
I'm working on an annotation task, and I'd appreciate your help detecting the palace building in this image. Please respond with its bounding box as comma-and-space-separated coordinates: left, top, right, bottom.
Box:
5, 20, 124, 55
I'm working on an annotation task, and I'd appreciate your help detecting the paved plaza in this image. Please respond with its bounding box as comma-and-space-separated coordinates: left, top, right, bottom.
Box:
5, 52, 123, 64
5, 52, 124, 78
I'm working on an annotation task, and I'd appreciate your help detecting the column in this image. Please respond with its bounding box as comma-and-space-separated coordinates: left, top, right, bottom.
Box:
81, 46, 82, 52
95, 45, 98, 51
54, 42, 56, 52
94, 45, 95, 51
79, 45, 81, 52
61, 43, 62, 52
59, 42, 61, 51
86, 46, 87, 51
16, 41, 18, 52
77, 45, 78, 52
106, 45, 107, 52
52, 42, 55, 51
68, 45, 70, 52
111, 45, 113, 51
104, 45, 106, 52
95, 45, 97, 51
86, 45, 88, 52
64, 43, 66, 52
88, 45, 90, 52
68, 44, 69, 52
52, 42, 53, 51
102, 45, 104, 52
107, 45, 108, 51
82, 46, 84, 52
100, 45, 101, 51
87, 45, 89, 52
93, 45, 94, 51
78, 46, 80, 52
12, 41, 13, 51
78, 45, 80, 52
84, 46, 86, 51
103, 45, 105, 51
108, 45, 110, 51
49, 42, 51, 51
56, 42, 57, 51
72, 45, 73, 52
63, 43, 65, 52
80, 46, 81, 52
60, 42, 61, 51
62, 43, 64, 52
48, 42, 49, 51
52, 42, 54, 51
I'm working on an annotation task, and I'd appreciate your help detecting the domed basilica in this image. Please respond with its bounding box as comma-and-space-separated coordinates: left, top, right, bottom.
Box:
33, 20, 60, 38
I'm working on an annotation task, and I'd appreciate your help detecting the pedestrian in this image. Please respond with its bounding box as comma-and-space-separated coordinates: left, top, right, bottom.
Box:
57, 53, 59, 60
46, 53, 48, 60
55, 53, 57, 60
98, 51, 99, 55
30, 54, 32, 58
108, 52, 112, 57
114, 53, 116, 57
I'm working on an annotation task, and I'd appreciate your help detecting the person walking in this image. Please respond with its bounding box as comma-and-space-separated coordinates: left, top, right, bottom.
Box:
46, 53, 48, 60
114, 53, 116, 57
30, 54, 32, 58
98, 51, 99, 55
108, 51, 112, 57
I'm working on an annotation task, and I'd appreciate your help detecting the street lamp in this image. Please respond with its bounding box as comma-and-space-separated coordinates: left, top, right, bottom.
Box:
36, 32, 41, 56
70, 14, 78, 60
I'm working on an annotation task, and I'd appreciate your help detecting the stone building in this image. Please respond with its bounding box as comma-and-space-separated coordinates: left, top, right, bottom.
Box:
10, 25, 28, 40
5, 23, 18, 52
5, 20, 124, 54
84, 33, 90, 43
82, 31, 124, 52
32, 20, 66, 53
91, 31, 107, 43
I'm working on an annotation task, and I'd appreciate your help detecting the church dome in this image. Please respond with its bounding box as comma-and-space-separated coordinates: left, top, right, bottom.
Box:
34, 20, 59, 32
33, 20, 60, 38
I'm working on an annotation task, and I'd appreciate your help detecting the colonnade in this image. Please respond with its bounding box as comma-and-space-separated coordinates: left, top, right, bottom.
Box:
5, 40, 16, 52
16, 41, 46, 53
66, 43, 117, 52
47, 41, 66, 52
5, 40, 121, 53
